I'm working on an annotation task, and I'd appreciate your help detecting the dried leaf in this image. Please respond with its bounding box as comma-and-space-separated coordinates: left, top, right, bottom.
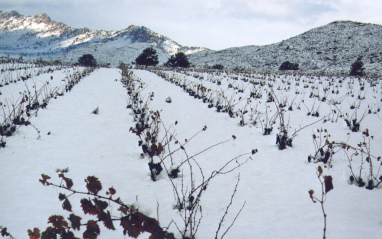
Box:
83, 220, 100, 239
308, 190, 316, 203
232, 135, 236, 140
1, 228, 10, 237
48, 215, 68, 229
317, 166, 323, 177
102, 211, 116, 230
324, 175, 334, 193
59, 174, 73, 189
27, 228, 40, 239
68, 214, 82, 231
157, 143, 164, 155
62, 198, 72, 212
81, 198, 98, 215
108, 187, 116, 195
118, 206, 129, 215
121, 216, 141, 238
85, 176, 102, 195
94, 198, 108, 211
39, 174, 51, 185
58, 193, 66, 201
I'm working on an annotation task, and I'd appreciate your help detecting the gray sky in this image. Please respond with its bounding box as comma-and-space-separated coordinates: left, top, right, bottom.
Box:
1, 0, 381, 50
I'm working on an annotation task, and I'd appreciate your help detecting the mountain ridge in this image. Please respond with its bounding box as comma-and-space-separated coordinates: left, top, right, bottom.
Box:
0, 10, 381, 73
188, 20, 382, 73
0, 10, 207, 65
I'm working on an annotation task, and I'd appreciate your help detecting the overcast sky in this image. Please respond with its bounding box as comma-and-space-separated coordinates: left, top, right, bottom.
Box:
1, 0, 381, 50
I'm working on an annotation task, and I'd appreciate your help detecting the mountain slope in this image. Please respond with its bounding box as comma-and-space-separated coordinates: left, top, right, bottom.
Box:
188, 21, 382, 73
0, 10, 206, 65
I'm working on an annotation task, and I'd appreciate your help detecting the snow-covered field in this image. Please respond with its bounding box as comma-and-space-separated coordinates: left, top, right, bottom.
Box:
0, 65, 381, 238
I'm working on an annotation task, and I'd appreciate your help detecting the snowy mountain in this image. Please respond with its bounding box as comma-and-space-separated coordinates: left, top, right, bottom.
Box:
0, 10, 207, 65
188, 21, 382, 73
0, 10, 381, 73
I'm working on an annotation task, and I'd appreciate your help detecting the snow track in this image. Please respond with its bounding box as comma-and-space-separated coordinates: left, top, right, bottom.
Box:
0, 68, 381, 238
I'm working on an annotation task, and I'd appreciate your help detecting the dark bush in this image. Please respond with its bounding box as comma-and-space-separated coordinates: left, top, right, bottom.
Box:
279, 61, 299, 71
135, 47, 159, 66
350, 56, 365, 76
212, 64, 224, 70
78, 54, 97, 67
164, 52, 190, 68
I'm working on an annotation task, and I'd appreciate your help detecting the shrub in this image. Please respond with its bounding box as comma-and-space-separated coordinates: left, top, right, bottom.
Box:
78, 54, 97, 67
212, 64, 224, 70
279, 61, 299, 71
135, 47, 159, 66
350, 56, 365, 76
164, 52, 190, 68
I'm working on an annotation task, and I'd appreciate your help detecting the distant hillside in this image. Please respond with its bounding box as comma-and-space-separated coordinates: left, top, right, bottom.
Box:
0, 10, 207, 65
188, 21, 382, 74
0, 10, 381, 73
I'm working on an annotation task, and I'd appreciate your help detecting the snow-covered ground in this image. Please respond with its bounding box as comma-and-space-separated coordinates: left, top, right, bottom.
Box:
0, 66, 381, 238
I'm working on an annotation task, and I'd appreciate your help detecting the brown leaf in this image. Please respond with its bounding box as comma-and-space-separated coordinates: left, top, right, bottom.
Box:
324, 175, 334, 193
121, 216, 142, 238
85, 176, 102, 195
118, 206, 129, 215
27, 228, 40, 239
58, 193, 66, 201
102, 211, 116, 230
68, 214, 82, 231
83, 220, 100, 239
48, 215, 68, 230
39, 174, 51, 185
1, 227, 10, 237
94, 198, 108, 211
62, 198, 72, 212
157, 143, 164, 155
81, 198, 98, 215
109, 187, 116, 195
308, 190, 316, 203
317, 166, 323, 177
63, 177, 73, 189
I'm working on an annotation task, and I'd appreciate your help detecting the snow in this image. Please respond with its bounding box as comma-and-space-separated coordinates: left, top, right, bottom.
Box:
0, 65, 382, 238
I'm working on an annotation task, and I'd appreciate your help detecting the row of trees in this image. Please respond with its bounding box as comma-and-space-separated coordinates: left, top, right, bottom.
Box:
135, 47, 190, 68
76, 48, 366, 75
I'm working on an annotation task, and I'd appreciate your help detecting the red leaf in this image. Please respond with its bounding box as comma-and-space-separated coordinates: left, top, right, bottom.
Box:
68, 214, 82, 231
62, 198, 72, 212
85, 176, 102, 195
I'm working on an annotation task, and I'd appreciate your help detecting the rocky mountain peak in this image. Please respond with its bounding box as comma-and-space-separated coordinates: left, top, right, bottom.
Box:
33, 13, 52, 25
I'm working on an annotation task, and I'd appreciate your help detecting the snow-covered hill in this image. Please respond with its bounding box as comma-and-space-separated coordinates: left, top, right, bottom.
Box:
0, 10, 207, 65
188, 21, 382, 74
0, 10, 381, 73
